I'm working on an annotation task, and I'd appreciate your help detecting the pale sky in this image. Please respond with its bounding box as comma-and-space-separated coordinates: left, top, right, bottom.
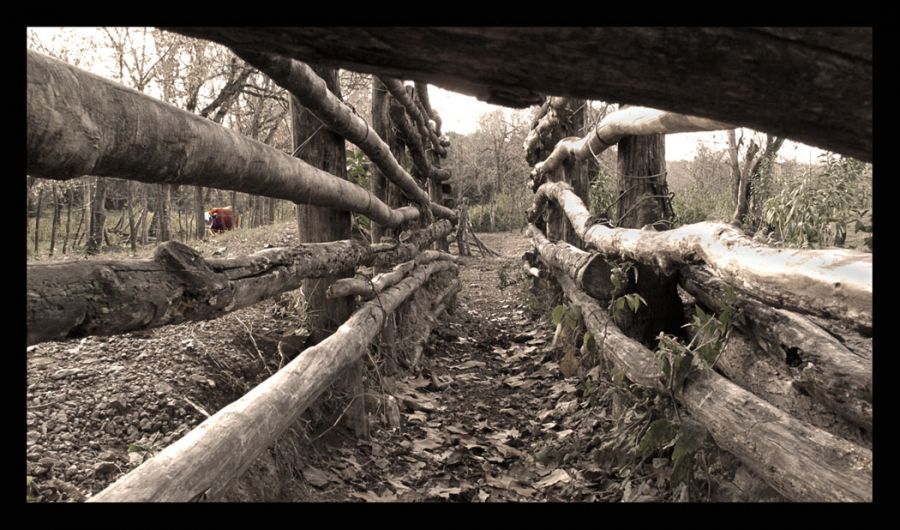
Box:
30, 26, 829, 163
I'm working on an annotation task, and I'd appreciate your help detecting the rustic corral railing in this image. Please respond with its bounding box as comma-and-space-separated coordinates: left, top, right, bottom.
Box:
27, 27, 873, 503
522, 93, 872, 502
27, 46, 461, 501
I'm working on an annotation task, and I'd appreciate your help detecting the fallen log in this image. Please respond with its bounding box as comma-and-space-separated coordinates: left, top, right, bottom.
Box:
26, 51, 419, 229
170, 27, 871, 160
89, 259, 458, 502
526, 223, 617, 300
229, 50, 455, 223
380, 77, 447, 158
326, 251, 459, 300
681, 266, 871, 431
532, 106, 733, 184
550, 267, 872, 502
27, 220, 453, 345
530, 181, 872, 331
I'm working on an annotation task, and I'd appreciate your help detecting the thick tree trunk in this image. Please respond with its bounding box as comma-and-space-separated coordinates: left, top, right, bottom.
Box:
86, 177, 108, 254
613, 133, 682, 344
26, 220, 452, 346
530, 181, 872, 331
172, 27, 871, 160
88, 259, 457, 502
550, 268, 871, 502
291, 66, 365, 438
27, 51, 430, 229
231, 51, 451, 220
370, 79, 406, 245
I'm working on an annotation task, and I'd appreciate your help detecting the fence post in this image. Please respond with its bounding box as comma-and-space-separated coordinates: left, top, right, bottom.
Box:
291, 68, 367, 438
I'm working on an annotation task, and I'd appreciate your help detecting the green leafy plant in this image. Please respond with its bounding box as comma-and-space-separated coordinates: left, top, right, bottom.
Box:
762, 155, 872, 250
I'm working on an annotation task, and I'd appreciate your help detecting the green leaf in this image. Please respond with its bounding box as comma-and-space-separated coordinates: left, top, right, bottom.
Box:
624, 294, 637, 313
615, 297, 627, 315
672, 420, 708, 464
551, 305, 566, 326
583, 331, 596, 352
638, 419, 678, 456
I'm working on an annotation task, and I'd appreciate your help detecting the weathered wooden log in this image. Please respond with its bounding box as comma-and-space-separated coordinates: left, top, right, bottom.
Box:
681, 265, 871, 431
550, 268, 872, 502
26, 51, 419, 229
229, 50, 454, 223
325, 251, 459, 300
530, 181, 872, 330
388, 100, 451, 182
713, 332, 869, 446
27, 220, 453, 345
379, 77, 447, 158
169, 27, 871, 161
532, 106, 733, 184
526, 223, 616, 300
524, 97, 567, 166
88, 260, 457, 502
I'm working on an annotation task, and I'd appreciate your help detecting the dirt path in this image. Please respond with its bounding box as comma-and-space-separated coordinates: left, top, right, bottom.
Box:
275, 231, 593, 502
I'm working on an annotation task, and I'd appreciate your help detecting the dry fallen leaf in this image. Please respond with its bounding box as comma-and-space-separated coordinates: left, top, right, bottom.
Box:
535, 468, 573, 489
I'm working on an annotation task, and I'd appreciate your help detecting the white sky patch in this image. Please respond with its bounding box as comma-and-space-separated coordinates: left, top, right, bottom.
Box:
427, 85, 508, 135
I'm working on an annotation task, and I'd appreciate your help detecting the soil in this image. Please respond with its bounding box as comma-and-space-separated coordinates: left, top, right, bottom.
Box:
26, 224, 782, 502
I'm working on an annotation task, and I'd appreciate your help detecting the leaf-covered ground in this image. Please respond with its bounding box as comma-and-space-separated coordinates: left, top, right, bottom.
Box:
26, 225, 781, 502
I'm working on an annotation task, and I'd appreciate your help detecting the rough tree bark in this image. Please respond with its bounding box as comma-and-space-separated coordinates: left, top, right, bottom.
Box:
529, 181, 872, 331
27, 220, 453, 346
613, 133, 682, 344
526, 224, 618, 301
171, 27, 871, 160
126, 181, 137, 252
291, 66, 366, 438
88, 260, 457, 502
26, 51, 427, 229
680, 265, 871, 431
550, 267, 871, 502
